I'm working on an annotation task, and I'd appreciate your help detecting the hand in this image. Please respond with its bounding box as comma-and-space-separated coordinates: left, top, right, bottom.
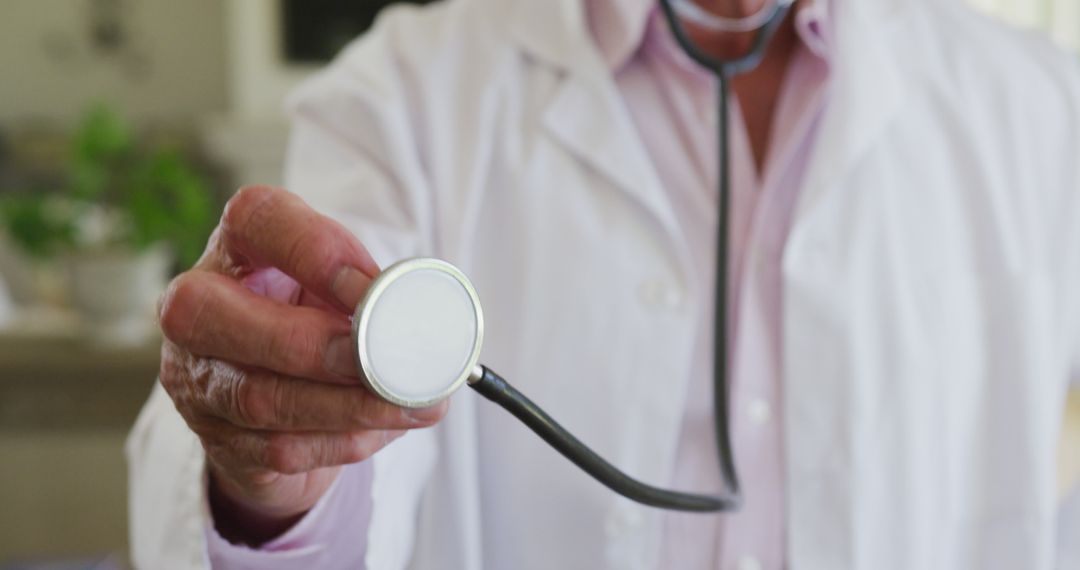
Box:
157, 186, 447, 544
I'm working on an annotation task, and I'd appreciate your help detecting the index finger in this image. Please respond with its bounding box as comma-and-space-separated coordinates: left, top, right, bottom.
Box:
213, 186, 379, 312
228, 369, 447, 432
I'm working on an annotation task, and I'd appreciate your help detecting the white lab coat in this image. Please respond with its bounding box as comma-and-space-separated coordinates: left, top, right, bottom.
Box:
126, 0, 1080, 568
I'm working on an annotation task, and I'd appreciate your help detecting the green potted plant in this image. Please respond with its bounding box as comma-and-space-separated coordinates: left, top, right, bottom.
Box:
0, 104, 215, 343
0, 191, 74, 308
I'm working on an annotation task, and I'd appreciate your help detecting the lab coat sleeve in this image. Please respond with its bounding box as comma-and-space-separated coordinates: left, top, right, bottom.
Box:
1071, 68, 1080, 392
1072, 74, 1080, 391
128, 5, 457, 568
1073, 143, 1080, 393
126, 383, 210, 569
1063, 124, 1080, 570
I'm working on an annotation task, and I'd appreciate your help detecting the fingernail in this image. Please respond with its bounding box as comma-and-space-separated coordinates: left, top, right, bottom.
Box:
404, 400, 448, 423
324, 336, 358, 377
332, 267, 371, 309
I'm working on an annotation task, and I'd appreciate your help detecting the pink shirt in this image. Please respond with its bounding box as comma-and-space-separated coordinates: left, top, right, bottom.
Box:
607, 5, 831, 569
206, 2, 831, 568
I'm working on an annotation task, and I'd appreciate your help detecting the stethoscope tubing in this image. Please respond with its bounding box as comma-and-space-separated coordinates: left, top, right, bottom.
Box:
466, 0, 795, 513
469, 365, 737, 511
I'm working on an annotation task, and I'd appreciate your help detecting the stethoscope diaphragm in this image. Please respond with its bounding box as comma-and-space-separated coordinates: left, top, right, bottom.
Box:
352, 258, 484, 409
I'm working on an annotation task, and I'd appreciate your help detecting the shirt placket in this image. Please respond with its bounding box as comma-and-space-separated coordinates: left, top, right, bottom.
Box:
718, 46, 830, 570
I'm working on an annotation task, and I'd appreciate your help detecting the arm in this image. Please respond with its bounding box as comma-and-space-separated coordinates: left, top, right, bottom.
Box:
129, 184, 442, 570
128, 6, 451, 566
200, 62, 436, 562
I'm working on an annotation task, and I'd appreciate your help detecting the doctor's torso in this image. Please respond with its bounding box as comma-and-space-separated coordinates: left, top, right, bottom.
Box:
127, 0, 1080, 568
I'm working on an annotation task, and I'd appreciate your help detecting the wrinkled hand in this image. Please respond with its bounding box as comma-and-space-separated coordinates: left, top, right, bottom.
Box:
157, 186, 446, 544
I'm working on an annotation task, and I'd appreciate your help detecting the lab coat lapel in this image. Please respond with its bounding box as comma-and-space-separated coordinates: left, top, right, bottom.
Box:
511, 0, 692, 275
541, 78, 686, 253
791, 0, 907, 226
783, 0, 909, 566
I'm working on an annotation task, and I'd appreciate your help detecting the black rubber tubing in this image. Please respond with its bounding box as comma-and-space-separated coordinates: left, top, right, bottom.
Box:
469, 366, 737, 512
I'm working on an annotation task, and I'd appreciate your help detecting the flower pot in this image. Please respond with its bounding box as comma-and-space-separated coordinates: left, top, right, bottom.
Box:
66, 245, 172, 346
0, 234, 66, 308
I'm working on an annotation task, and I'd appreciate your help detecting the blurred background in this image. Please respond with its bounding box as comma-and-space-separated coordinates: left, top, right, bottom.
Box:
0, 0, 1075, 568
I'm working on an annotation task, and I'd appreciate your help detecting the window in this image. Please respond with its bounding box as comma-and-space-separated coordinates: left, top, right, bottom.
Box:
966, 0, 1080, 53
281, 0, 438, 63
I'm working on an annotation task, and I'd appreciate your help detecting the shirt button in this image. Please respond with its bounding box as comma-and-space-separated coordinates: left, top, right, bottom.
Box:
638, 280, 683, 309
747, 398, 772, 424
736, 555, 763, 570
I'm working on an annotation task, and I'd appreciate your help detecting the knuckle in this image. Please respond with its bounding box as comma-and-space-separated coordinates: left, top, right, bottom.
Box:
158, 272, 209, 346
158, 342, 182, 389
265, 433, 305, 474
285, 225, 337, 281
342, 432, 378, 463
183, 413, 218, 440
198, 431, 223, 456
349, 395, 381, 428
267, 316, 321, 374
355, 397, 405, 429
222, 186, 279, 236
201, 430, 237, 466
202, 371, 230, 416
157, 343, 204, 416
193, 226, 227, 270
233, 372, 278, 428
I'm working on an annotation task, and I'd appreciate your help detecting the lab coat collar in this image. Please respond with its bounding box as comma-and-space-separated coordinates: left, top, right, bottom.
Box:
510, 0, 911, 272
512, 0, 853, 73
589, 0, 834, 71
511, 0, 691, 275
790, 0, 909, 226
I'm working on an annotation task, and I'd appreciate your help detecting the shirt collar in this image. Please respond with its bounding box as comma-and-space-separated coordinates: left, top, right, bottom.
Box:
586, 0, 832, 72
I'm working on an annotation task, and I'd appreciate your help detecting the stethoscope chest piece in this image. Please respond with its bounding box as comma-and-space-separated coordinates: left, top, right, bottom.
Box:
352, 258, 484, 409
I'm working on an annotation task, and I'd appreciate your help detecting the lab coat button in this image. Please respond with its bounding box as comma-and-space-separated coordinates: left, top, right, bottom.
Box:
604, 513, 622, 539
604, 507, 643, 539
736, 556, 763, 570
660, 288, 683, 308
747, 399, 772, 424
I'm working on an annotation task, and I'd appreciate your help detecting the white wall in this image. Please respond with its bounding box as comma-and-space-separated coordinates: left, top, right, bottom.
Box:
0, 0, 228, 125
202, 0, 321, 188
224, 0, 317, 123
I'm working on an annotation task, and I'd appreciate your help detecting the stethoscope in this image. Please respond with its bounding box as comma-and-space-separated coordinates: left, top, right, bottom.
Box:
350, 0, 795, 513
